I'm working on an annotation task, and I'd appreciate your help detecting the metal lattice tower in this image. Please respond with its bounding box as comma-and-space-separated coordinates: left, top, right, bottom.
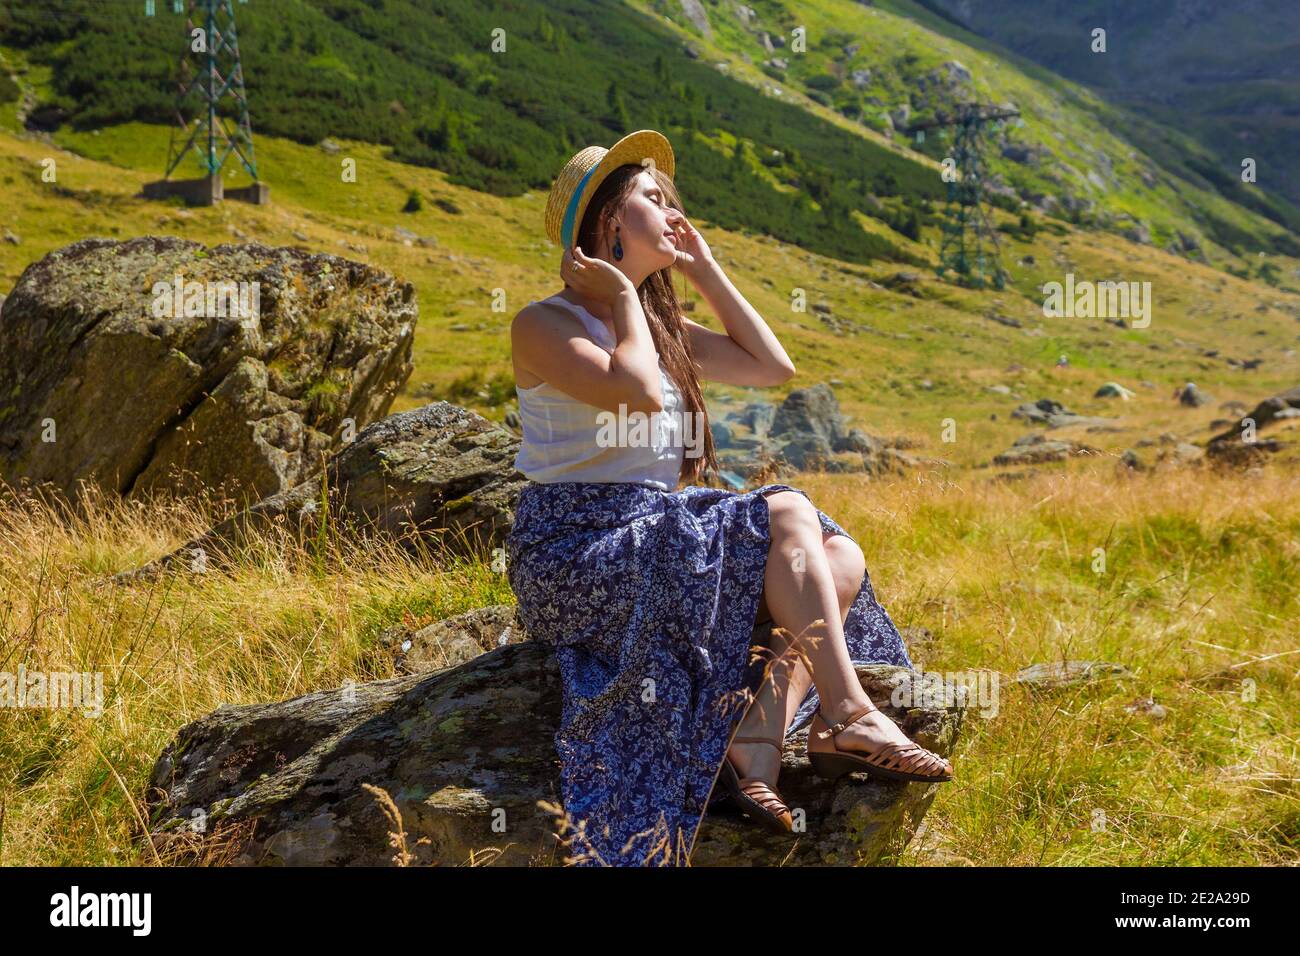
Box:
908, 103, 1019, 290
154, 0, 258, 182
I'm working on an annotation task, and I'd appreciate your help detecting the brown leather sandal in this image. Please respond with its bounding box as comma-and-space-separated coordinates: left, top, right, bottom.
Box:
719, 736, 794, 834
807, 704, 953, 784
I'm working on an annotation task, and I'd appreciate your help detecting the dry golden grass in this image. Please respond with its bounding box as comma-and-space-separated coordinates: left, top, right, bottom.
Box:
0, 459, 1296, 865
0, 477, 511, 865
798, 461, 1300, 864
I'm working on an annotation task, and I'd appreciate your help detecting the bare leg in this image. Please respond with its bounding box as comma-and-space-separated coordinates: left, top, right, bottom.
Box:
730, 493, 948, 779
728, 526, 864, 781
743, 533, 853, 733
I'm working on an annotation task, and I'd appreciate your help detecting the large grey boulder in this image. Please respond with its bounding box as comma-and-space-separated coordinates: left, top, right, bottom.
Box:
144, 622, 964, 867
115, 402, 525, 582
771, 383, 849, 448
0, 237, 416, 503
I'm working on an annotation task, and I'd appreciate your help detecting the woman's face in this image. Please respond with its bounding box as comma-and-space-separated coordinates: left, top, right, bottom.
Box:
609, 169, 684, 273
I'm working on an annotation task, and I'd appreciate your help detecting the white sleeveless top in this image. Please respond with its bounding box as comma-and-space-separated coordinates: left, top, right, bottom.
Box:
513, 295, 686, 491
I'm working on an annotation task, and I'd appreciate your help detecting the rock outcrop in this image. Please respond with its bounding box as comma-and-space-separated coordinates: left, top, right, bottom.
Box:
1010, 398, 1116, 430
1207, 386, 1300, 445
708, 384, 948, 480
993, 433, 1100, 466
144, 622, 964, 866
0, 237, 416, 503
1203, 385, 1299, 466
115, 402, 525, 582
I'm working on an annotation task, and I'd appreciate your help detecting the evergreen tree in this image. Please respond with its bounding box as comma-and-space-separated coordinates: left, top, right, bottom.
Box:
606, 81, 631, 132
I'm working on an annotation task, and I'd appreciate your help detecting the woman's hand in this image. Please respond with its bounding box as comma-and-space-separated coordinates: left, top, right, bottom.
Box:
669, 213, 714, 281
561, 245, 635, 306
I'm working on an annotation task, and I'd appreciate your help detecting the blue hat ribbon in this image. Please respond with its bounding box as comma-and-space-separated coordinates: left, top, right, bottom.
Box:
561, 162, 602, 249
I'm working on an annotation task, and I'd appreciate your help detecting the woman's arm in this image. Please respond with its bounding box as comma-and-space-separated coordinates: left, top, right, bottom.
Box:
512, 248, 665, 415
682, 257, 797, 387
668, 215, 796, 387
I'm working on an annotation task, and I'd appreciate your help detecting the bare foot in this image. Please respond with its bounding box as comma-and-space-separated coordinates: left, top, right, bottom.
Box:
726, 738, 784, 786
815, 703, 952, 777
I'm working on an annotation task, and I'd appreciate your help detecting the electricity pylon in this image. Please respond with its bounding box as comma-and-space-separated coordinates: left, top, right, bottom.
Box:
142, 0, 265, 204
157, 0, 258, 181
907, 103, 1019, 290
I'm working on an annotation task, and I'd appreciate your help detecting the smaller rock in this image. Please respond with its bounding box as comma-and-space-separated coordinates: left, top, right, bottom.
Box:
993, 433, 1099, 465
1176, 382, 1211, 407
831, 428, 880, 455
1161, 442, 1205, 466
387, 604, 525, 674
1013, 661, 1132, 691
1118, 448, 1146, 471
1094, 382, 1134, 400
1124, 696, 1168, 720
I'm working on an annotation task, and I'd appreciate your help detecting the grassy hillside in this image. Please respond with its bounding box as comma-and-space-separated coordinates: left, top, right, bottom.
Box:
639, 0, 1300, 264
0, 0, 949, 268
1, 119, 1298, 472
3, 0, 1299, 273
918, 0, 1300, 215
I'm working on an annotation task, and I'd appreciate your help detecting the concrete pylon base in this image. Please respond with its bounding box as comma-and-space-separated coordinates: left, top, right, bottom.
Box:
141, 176, 269, 207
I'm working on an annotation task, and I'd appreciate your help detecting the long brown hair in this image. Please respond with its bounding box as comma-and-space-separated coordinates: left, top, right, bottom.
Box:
570, 163, 719, 487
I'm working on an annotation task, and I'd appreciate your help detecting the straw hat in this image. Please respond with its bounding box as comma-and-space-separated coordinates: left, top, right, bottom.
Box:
544, 129, 676, 250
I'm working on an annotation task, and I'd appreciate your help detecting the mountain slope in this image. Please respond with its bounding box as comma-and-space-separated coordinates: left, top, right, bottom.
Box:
918, 0, 1300, 217
642, 0, 1300, 267
1, 0, 1297, 284
2, 118, 1297, 475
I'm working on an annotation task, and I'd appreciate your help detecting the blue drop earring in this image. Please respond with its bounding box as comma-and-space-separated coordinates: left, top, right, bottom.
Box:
612, 225, 623, 261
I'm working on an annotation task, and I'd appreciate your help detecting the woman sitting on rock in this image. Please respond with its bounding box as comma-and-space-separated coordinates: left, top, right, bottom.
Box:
506, 129, 953, 867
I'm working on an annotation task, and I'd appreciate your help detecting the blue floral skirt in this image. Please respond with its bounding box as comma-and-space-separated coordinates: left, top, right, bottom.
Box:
504, 479, 913, 866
